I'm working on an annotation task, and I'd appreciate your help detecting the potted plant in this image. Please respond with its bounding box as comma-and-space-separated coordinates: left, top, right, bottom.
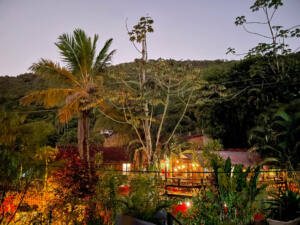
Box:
266, 186, 300, 225
116, 175, 172, 225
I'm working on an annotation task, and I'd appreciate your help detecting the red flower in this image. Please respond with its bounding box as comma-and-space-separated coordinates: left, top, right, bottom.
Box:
254, 213, 264, 220
224, 206, 228, 213
120, 186, 130, 195
0, 195, 16, 221
173, 203, 188, 216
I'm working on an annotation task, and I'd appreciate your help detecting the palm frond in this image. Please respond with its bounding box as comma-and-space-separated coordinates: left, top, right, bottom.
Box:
55, 31, 82, 75
73, 28, 95, 76
30, 59, 81, 87
91, 34, 99, 60
20, 88, 76, 108
58, 95, 80, 123
102, 49, 116, 67
93, 38, 116, 74
274, 111, 291, 122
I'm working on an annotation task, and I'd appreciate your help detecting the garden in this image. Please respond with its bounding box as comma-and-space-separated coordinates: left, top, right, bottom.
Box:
0, 0, 300, 224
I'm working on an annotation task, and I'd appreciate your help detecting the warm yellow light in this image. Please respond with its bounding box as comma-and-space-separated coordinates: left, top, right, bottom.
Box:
178, 166, 181, 169
122, 163, 131, 175
176, 160, 179, 163
174, 168, 178, 172
186, 201, 191, 207
182, 165, 185, 169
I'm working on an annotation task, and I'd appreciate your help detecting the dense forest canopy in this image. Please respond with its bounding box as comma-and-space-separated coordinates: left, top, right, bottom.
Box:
1, 53, 299, 152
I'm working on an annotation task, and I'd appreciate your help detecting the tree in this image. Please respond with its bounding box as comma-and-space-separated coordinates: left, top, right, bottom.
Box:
0, 112, 55, 224
195, 0, 300, 147
20, 29, 116, 166
228, 0, 300, 72
103, 17, 200, 167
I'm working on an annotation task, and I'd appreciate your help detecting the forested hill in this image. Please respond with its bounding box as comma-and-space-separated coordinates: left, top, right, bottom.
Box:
0, 73, 48, 111
1, 54, 299, 149
0, 59, 230, 111
0, 59, 231, 147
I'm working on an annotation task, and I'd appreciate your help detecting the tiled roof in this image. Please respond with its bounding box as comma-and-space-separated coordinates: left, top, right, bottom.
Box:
57, 146, 129, 163
218, 150, 261, 166
186, 148, 261, 166
92, 146, 129, 163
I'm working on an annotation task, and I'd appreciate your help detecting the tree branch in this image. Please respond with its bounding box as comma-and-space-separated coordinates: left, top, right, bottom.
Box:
155, 78, 170, 150
164, 89, 193, 146
125, 18, 142, 54
242, 25, 272, 39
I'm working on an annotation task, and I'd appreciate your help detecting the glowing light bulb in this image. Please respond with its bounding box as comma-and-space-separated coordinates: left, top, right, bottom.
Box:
186, 201, 191, 207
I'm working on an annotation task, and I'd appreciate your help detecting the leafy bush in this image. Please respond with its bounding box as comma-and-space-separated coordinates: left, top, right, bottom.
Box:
178, 158, 266, 225
119, 174, 173, 224
266, 186, 300, 221
96, 171, 128, 223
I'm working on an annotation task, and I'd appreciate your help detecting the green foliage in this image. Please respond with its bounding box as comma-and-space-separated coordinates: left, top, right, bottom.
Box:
230, 0, 299, 58
0, 112, 56, 184
58, 129, 104, 146
0, 112, 57, 223
249, 99, 300, 170
96, 171, 128, 221
128, 16, 154, 43
119, 175, 172, 223
266, 187, 300, 221
200, 139, 224, 169
106, 55, 201, 165
189, 52, 300, 148
181, 158, 266, 225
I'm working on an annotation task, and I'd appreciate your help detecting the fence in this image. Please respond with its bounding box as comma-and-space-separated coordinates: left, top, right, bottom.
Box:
96, 168, 300, 197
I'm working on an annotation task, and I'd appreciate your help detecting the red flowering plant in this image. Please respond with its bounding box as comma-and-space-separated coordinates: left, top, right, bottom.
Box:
253, 212, 264, 221
175, 158, 267, 225
49, 146, 99, 224
175, 192, 220, 225
0, 195, 17, 223
95, 171, 128, 223
52, 146, 96, 198
119, 185, 130, 195
172, 201, 188, 217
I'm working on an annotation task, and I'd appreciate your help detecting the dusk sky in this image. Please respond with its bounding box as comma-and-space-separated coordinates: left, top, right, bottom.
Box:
0, 0, 299, 76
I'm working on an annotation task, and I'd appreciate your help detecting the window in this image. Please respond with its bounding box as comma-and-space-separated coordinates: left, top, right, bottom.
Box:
122, 163, 131, 175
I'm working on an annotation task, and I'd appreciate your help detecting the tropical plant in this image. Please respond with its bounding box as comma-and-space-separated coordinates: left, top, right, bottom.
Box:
249, 100, 300, 171
266, 186, 300, 221
95, 171, 128, 224
119, 174, 172, 224
179, 158, 266, 225
20, 29, 116, 167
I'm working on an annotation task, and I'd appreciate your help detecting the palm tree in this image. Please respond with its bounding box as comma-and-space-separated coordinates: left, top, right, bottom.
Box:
21, 29, 116, 166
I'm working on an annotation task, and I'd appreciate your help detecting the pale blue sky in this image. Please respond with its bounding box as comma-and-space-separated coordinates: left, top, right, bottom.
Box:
0, 0, 299, 76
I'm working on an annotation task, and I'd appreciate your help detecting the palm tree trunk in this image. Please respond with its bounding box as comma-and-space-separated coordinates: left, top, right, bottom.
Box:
78, 110, 90, 165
